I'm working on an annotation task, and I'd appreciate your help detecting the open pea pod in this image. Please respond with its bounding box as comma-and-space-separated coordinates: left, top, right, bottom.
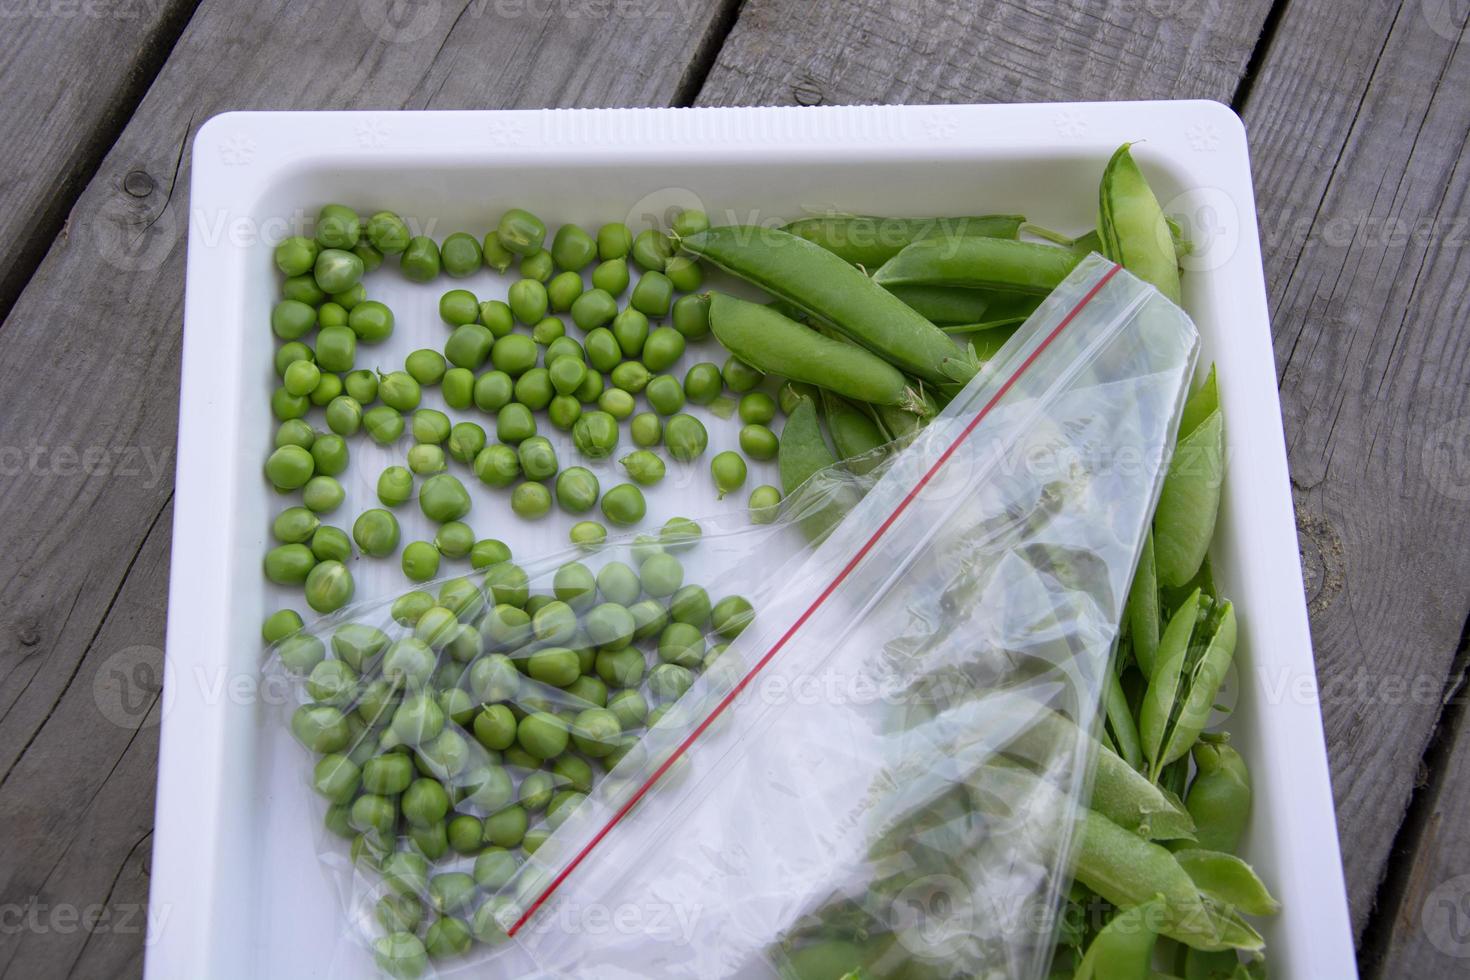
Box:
1153, 407, 1224, 588
1127, 530, 1162, 676
1075, 896, 1168, 980
782, 212, 1025, 268
1140, 593, 1237, 780
1173, 849, 1280, 917
1157, 602, 1236, 768
1104, 666, 1145, 771
1139, 590, 1202, 777
1099, 143, 1182, 304
820, 390, 888, 476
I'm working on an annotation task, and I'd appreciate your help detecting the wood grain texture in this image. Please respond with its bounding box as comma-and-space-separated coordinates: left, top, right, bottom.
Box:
0, 0, 199, 323
694, 0, 1275, 107
1240, 0, 1470, 944
0, 2, 726, 975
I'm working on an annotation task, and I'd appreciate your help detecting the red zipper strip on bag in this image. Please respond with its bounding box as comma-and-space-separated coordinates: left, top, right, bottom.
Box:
508, 263, 1124, 936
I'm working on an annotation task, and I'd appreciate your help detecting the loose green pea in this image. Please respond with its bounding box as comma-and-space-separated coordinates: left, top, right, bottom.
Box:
722, 355, 764, 392
407, 444, 446, 476
518, 436, 558, 481
611, 307, 649, 357
274, 341, 314, 378
645, 375, 684, 415
497, 403, 537, 444
317, 301, 348, 330
630, 271, 673, 317
620, 450, 666, 486
572, 411, 619, 459
411, 409, 450, 445
739, 423, 779, 461
441, 232, 482, 277
544, 335, 585, 365
554, 561, 598, 611
664, 414, 707, 462
282, 274, 326, 305
348, 301, 395, 343
658, 621, 704, 668
570, 520, 607, 550
315, 204, 360, 249
712, 595, 755, 638
310, 524, 352, 562
303, 475, 346, 513
274, 235, 320, 276
600, 483, 646, 526
508, 279, 549, 326
660, 516, 701, 552
262, 608, 304, 644
434, 521, 475, 559
649, 662, 695, 702
609, 360, 649, 394
491, 334, 538, 376
748, 485, 782, 523
511, 482, 552, 519
442, 368, 475, 410
671, 208, 709, 238
570, 289, 618, 332
313, 326, 356, 374
310, 373, 345, 409
683, 362, 722, 405
278, 633, 327, 676
323, 396, 361, 437
513, 367, 554, 411
377, 466, 413, 507
518, 711, 569, 760
473, 370, 514, 412
364, 406, 404, 445
630, 412, 662, 447
314, 248, 364, 294
353, 508, 401, 557
480, 299, 514, 337
711, 451, 747, 498
497, 209, 546, 256
468, 540, 512, 572
583, 327, 622, 372
640, 552, 684, 599
419, 473, 471, 522
574, 367, 605, 403
481, 231, 515, 272
671, 293, 710, 339
265, 445, 314, 490
548, 394, 582, 430
275, 418, 315, 451
591, 257, 629, 295
533, 315, 566, 345
549, 356, 587, 397
379, 371, 422, 411
311, 434, 349, 476
273, 505, 320, 543
642, 326, 685, 372
549, 223, 597, 272
445, 323, 495, 370
438, 289, 479, 327
598, 387, 635, 419
597, 222, 632, 260
305, 560, 354, 613
366, 211, 410, 254
670, 584, 712, 628
282, 359, 321, 397
446, 422, 486, 464
664, 255, 703, 292
473, 445, 520, 487
738, 391, 777, 425
402, 541, 442, 582
482, 805, 527, 851
519, 249, 554, 283
556, 466, 601, 513
528, 643, 579, 686
631, 228, 673, 272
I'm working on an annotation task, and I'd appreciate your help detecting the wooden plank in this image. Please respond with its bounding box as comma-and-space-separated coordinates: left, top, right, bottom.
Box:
0, 2, 728, 976
694, 0, 1275, 107
1239, 0, 1470, 943
0, 0, 199, 322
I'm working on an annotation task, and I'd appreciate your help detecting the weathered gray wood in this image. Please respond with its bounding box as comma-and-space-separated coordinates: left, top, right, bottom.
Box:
0, 2, 729, 976
1239, 0, 1470, 946
0, 0, 199, 322
694, 0, 1275, 107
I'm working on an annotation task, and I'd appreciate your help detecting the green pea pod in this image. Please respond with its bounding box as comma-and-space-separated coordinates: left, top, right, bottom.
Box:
1182, 947, 1244, 979
1153, 409, 1224, 587
882, 284, 995, 324
782, 213, 1025, 268
1178, 366, 1219, 440
953, 324, 1021, 363
821, 391, 887, 476
708, 292, 922, 410
1157, 601, 1236, 767
1071, 229, 1104, 256
779, 396, 855, 543
1104, 666, 1145, 771
1172, 849, 1280, 916
778, 939, 865, 980
1075, 896, 1168, 980
1185, 743, 1252, 854
1140, 590, 1203, 777
1099, 143, 1182, 304
1127, 530, 1162, 677
872, 236, 1083, 295
681, 227, 967, 386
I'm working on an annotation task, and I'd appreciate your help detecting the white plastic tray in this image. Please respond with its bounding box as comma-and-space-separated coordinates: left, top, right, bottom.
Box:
151, 102, 1354, 978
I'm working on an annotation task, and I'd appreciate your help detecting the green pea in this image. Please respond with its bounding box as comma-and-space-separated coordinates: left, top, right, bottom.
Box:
572, 411, 619, 459
545, 223, 594, 272
589, 564, 635, 610
533, 315, 567, 345
570, 708, 620, 758
511, 482, 552, 519
364, 211, 409, 254
390, 593, 435, 630
312, 436, 350, 478
273, 505, 319, 543
569, 520, 607, 550
549, 356, 587, 397
440, 232, 482, 277
425, 915, 472, 959
277, 633, 327, 676
513, 367, 554, 411
544, 335, 585, 365
631, 228, 673, 272
282, 273, 326, 305
473, 370, 514, 412
568, 289, 616, 332
649, 663, 695, 702
664, 254, 703, 292
407, 444, 446, 476
313, 248, 364, 295
274, 235, 320, 276
282, 358, 321, 397
607, 690, 648, 731
517, 436, 559, 481
314, 204, 359, 249
491, 334, 539, 376
419, 473, 471, 522
519, 249, 554, 283
304, 560, 354, 613
376, 466, 413, 507
619, 450, 666, 486
629, 270, 673, 318
643, 374, 682, 415
554, 466, 600, 514
583, 327, 622, 372
352, 509, 401, 557
481, 231, 515, 272
311, 326, 355, 374
480, 299, 514, 337
710, 451, 747, 498
483, 805, 528, 848
275, 418, 315, 450
630, 412, 662, 447
443, 422, 484, 465
518, 712, 569, 760
403, 778, 451, 828
324, 396, 362, 437
670, 294, 710, 340
497, 209, 546, 255
574, 368, 605, 404
658, 621, 704, 668
600, 483, 646, 526
434, 521, 475, 559
469, 539, 512, 571
660, 516, 701, 552
597, 222, 632, 260
402, 542, 442, 582
274, 341, 314, 378
670, 585, 712, 628
472, 445, 520, 487
598, 387, 635, 419
611, 307, 649, 357
378, 371, 421, 412
497, 403, 537, 444
442, 368, 475, 410
640, 552, 684, 598
591, 257, 629, 295
548, 394, 583, 430
408, 409, 448, 445
317, 301, 348, 330
303, 475, 346, 513
265, 445, 314, 490
671, 208, 709, 238
528, 644, 579, 686
748, 484, 782, 524
642, 326, 685, 372
436, 289, 477, 327
738, 391, 777, 425
664, 414, 708, 462
445, 323, 495, 370
399, 235, 440, 282
609, 360, 649, 395
343, 302, 391, 345
262, 608, 304, 644
712, 595, 754, 638
508, 279, 549, 325
311, 752, 361, 805
310, 525, 352, 563
682, 362, 722, 405
739, 423, 779, 461
308, 372, 343, 408
722, 354, 764, 393
364, 406, 404, 445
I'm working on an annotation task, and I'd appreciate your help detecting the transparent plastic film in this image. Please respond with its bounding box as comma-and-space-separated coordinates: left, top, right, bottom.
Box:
261, 254, 1198, 979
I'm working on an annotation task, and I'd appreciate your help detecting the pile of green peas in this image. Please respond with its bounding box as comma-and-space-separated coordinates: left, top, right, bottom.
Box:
272, 530, 754, 975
